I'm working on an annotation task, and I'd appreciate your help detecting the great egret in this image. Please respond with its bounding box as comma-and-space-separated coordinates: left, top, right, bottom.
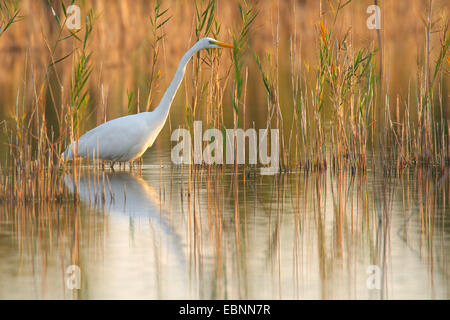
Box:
62, 37, 233, 166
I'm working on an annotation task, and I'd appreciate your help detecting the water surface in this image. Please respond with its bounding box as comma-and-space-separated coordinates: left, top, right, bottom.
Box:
0, 151, 449, 299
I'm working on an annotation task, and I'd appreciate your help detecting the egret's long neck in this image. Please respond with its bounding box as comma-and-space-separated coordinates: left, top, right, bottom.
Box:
152, 44, 199, 124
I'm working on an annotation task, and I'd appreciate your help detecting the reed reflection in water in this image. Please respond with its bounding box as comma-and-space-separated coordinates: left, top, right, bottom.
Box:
0, 164, 448, 299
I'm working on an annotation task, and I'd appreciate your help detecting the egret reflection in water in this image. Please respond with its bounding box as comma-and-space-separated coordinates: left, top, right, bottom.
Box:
64, 171, 163, 215
64, 171, 188, 299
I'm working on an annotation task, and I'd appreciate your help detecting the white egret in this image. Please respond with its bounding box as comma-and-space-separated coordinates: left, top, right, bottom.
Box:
62, 37, 233, 166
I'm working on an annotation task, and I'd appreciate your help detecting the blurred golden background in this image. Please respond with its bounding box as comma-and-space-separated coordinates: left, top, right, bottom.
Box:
0, 1, 448, 115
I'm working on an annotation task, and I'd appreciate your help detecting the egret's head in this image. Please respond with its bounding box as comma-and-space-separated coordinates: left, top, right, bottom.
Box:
198, 37, 234, 50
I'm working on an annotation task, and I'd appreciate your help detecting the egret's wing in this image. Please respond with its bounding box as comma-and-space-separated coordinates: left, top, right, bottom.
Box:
74, 114, 150, 161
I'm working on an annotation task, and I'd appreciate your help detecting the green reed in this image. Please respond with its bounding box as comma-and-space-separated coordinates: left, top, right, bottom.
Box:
0, 0, 21, 37
0, 1, 99, 202
231, 2, 257, 129
69, 9, 95, 132
144, 1, 171, 113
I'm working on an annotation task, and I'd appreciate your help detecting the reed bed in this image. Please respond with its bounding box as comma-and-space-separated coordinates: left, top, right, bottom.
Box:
0, 0, 449, 205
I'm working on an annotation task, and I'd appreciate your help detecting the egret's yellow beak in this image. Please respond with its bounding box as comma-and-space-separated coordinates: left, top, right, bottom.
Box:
215, 40, 234, 49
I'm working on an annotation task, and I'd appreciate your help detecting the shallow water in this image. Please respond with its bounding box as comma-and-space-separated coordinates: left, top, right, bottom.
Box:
0, 150, 449, 299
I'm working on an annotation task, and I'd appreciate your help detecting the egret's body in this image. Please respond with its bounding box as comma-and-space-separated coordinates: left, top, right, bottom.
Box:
63, 111, 163, 162
62, 37, 233, 163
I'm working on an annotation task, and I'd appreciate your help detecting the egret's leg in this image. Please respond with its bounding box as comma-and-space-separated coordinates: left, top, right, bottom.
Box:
110, 161, 116, 171
136, 157, 142, 174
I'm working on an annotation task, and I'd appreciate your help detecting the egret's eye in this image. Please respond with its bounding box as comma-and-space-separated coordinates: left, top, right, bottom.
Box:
208, 40, 216, 45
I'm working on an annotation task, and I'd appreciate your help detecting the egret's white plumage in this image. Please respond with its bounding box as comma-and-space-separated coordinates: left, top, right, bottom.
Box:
62, 37, 233, 163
